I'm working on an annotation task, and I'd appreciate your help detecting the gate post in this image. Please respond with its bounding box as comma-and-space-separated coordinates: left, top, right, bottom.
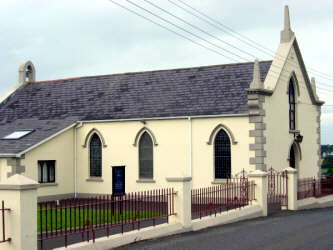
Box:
248, 170, 268, 216
284, 167, 298, 210
0, 174, 38, 250
166, 176, 192, 229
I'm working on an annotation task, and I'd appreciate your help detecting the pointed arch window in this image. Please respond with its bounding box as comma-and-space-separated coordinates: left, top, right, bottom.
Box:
289, 145, 296, 169
89, 134, 102, 177
214, 130, 231, 179
289, 80, 296, 130
139, 132, 153, 179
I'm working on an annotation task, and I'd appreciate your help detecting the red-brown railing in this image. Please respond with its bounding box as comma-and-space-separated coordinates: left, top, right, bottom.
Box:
298, 177, 333, 200
38, 188, 175, 249
267, 168, 288, 206
191, 178, 255, 219
0, 201, 11, 244
297, 177, 318, 200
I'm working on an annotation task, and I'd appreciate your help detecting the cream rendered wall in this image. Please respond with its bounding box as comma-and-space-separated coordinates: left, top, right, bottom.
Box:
76, 119, 189, 194
264, 45, 319, 178
191, 116, 254, 188
0, 158, 7, 182
76, 116, 253, 194
20, 128, 75, 197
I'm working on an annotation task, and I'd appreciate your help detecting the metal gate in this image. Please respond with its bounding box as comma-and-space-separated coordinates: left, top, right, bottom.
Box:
267, 168, 288, 211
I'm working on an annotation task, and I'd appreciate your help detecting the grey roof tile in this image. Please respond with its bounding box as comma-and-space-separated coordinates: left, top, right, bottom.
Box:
0, 61, 271, 154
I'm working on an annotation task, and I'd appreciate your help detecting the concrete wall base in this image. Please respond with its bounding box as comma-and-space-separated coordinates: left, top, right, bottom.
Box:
191, 205, 262, 231
297, 195, 333, 210
55, 204, 263, 250
55, 223, 186, 250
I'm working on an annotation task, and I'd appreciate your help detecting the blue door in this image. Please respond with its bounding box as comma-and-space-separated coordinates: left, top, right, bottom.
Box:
112, 166, 125, 195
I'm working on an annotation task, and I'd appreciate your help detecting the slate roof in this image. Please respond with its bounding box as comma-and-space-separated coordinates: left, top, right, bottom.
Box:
0, 61, 272, 155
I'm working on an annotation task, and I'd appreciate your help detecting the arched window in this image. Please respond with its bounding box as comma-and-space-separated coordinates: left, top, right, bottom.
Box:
26, 65, 33, 82
289, 145, 296, 169
139, 132, 153, 179
289, 80, 296, 130
89, 134, 102, 177
214, 130, 231, 179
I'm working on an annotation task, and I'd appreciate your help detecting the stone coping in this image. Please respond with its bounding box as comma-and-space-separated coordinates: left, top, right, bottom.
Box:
136, 179, 156, 183
166, 177, 192, 182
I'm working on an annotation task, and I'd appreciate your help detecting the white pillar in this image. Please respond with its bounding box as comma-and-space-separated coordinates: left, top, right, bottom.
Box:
166, 177, 192, 229
248, 170, 268, 216
284, 167, 298, 210
0, 174, 38, 250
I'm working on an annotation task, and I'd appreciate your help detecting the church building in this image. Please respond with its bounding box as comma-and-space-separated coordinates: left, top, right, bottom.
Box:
0, 6, 323, 201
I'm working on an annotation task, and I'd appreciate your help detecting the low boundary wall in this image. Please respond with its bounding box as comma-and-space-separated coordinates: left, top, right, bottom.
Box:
297, 195, 333, 210
55, 204, 263, 250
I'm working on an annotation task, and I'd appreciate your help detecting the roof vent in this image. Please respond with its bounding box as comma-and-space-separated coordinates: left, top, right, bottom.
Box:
19, 61, 36, 84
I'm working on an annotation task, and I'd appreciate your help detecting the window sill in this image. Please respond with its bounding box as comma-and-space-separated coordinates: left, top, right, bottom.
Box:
39, 182, 58, 187
211, 179, 229, 184
136, 179, 156, 183
86, 177, 104, 182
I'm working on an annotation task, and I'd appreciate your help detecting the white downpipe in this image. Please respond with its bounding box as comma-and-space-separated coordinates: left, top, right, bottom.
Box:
74, 122, 82, 198
74, 124, 77, 198
188, 117, 192, 178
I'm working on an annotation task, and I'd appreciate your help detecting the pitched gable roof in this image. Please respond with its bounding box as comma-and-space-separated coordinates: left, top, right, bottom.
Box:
0, 61, 272, 155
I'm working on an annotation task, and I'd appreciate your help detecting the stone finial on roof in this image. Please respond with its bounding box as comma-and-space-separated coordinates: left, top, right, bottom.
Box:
19, 61, 36, 84
311, 77, 318, 98
249, 59, 263, 89
280, 5, 295, 43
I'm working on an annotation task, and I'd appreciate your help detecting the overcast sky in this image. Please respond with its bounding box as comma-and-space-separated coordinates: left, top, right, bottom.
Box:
0, 0, 332, 144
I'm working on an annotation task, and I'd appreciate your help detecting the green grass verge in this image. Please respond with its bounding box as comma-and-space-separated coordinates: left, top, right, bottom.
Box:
37, 206, 164, 233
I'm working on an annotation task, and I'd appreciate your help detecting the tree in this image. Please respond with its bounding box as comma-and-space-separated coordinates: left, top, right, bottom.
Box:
322, 156, 333, 177
322, 156, 333, 168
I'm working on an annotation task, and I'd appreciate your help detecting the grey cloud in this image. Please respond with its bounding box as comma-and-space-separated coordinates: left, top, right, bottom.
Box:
0, 0, 332, 143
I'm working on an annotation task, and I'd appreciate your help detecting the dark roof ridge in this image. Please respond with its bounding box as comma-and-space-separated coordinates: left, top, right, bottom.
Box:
31, 60, 273, 85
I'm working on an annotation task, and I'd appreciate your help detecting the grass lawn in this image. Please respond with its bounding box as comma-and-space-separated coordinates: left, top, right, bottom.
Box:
37, 206, 164, 233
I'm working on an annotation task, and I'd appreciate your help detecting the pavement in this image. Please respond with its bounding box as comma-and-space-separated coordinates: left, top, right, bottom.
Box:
118, 207, 333, 250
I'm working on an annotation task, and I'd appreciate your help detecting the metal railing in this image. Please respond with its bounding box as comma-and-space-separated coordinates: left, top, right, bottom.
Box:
267, 168, 288, 206
191, 177, 255, 219
0, 201, 11, 244
297, 177, 333, 200
37, 188, 175, 249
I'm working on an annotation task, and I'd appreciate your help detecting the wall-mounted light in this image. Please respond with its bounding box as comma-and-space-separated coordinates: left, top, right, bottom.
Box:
295, 133, 303, 143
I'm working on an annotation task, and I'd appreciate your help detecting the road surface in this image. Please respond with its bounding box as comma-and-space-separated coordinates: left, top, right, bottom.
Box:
119, 207, 333, 250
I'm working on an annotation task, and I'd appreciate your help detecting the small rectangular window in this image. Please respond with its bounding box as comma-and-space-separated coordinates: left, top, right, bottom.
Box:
38, 160, 56, 183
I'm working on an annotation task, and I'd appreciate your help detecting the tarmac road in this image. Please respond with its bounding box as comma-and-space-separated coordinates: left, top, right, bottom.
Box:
118, 207, 333, 250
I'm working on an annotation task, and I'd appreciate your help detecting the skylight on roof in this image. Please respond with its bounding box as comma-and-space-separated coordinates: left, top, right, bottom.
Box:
2, 130, 33, 140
